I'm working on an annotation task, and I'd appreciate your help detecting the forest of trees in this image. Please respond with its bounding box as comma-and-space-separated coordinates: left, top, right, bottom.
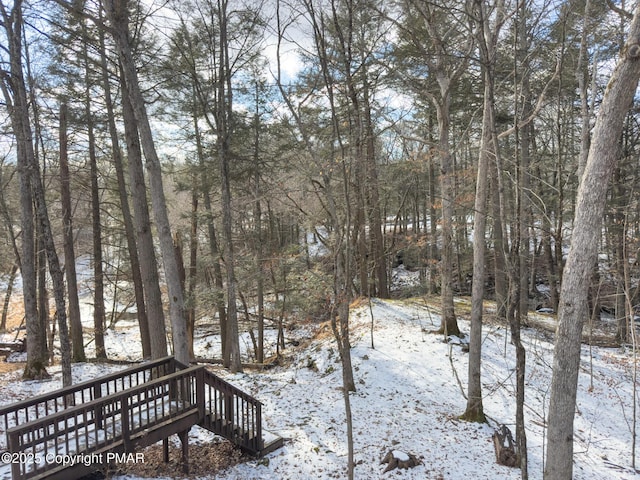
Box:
2, 0, 640, 478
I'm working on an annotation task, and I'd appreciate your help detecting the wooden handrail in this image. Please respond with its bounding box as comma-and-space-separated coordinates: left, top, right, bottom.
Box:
1, 358, 276, 480
199, 369, 263, 454
6, 366, 202, 480
0, 357, 176, 415
7, 365, 201, 435
0, 357, 177, 444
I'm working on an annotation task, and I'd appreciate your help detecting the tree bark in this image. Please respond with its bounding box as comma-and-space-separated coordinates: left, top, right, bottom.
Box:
192, 92, 227, 361
187, 176, 198, 362
97, 9, 151, 358
59, 102, 86, 362
105, 0, 188, 365
216, 0, 242, 373
464, 47, 492, 425
545, 6, 640, 478
81, 28, 107, 360
464, 0, 505, 424
120, 69, 168, 360
435, 90, 460, 337
252, 91, 265, 364
1, 1, 52, 380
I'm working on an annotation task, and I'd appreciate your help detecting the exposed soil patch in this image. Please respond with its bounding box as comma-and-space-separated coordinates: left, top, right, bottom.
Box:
0, 359, 23, 374
0, 297, 27, 375
2, 297, 26, 332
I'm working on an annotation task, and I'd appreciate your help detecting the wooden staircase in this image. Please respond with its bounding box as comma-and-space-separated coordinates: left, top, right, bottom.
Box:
0, 357, 283, 480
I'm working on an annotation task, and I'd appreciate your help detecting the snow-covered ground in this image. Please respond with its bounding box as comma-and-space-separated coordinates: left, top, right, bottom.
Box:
1, 292, 638, 479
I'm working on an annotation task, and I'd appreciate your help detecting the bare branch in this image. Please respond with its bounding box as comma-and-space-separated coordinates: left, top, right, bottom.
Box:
605, 0, 633, 19
498, 53, 561, 139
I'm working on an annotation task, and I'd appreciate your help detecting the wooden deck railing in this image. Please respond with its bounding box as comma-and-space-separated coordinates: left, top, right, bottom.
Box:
6, 366, 202, 480
0, 358, 281, 480
199, 368, 263, 454
0, 357, 177, 451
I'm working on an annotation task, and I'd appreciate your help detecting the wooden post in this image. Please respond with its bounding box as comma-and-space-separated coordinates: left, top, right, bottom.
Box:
196, 368, 205, 421
255, 401, 263, 453
224, 392, 234, 437
94, 382, 103, 429
121, 395, 131, 450
178, 430, 189, 474
163, 438, 169, 463
7, 429, 21, 480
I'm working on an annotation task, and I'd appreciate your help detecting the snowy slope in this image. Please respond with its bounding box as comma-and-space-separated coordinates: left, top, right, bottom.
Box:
1, 297, 638, 479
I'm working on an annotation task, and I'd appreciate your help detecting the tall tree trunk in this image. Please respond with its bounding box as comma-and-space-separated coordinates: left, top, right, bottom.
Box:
97, 7, 151, 358
36, 233, 50, 363
545, 6, 640, 478
613, 168, 629, 342
216, 0, 242, 373
33, 137, 72, 386
81, 33, 107, 360
491, 169, 508, 320
253, 93, 265, 364
59, 102, 86, 362
428, 137, 438, 294
191, 91, 227, 360
120, 69, 168, 360
363, 82, 388, 298
1, 1, 43, 378
1, 1, 55, 381
513, 3, 532, 474
105, 0, 188, 365
464, 0, 504, 424
464, 51, 492, 426
575, 0, 592, 184
187, 174, 198, 362
435, 87, 460, 337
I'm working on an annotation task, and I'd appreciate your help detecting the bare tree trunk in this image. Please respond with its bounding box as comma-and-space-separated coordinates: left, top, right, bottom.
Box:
465, 0, 505, 424
514, 4, 532, 475
1, 1, 59, 381
59, 102, 86, 362
363, 83, 388, 298
192, 94, 227, 360
253, 96, 265, 363
187, 175, 198, 362
97, 9, 151, 358
32, 136, 72, 385
120, 68, 168, 360
428, 144, 438, 295
613, 169, 629, 343
36, 234, 50, 363
173, 234, 189, 358
105, 0, 188, 365
216, 0, 242, 373
1, 1, 44, 378
81, 31, 107, 360
436, 92, 460, 337
491, 170, 508, 320
464, 46, 492, 426
545, 6, 640, 478
575, 0, 592, 184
